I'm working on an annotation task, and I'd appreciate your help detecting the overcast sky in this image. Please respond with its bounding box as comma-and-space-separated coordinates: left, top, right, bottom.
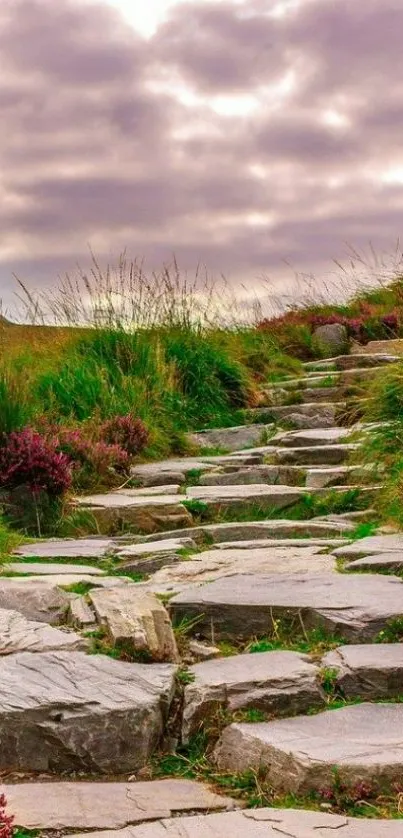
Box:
1, 0, 402, 313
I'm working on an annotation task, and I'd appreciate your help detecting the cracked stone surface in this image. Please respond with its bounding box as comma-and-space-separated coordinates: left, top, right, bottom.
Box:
186, 484, 305, 513
188, 424, 268, 451
182, 651, 323, 741
74, 492, 193, 534
214, 703, 403, 793
67, 808, 403, 837
272, 443, 359, 465
169, 572, 403, 641
0, 607, 86, 654
2, 779, 236, 830
136, 517, 355, 545
0, 651, 176, 772
88, 586, 179, 662
273, 427, 352, 447
0, 577, 71, 623
322, 644, 403, 699
143, 547, 336, 597
5, 562, 106, 575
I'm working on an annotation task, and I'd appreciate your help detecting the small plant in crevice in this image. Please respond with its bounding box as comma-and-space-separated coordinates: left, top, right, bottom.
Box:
318, 768, 375, 811
376, 616, 403, 644
320, 666, 340, 699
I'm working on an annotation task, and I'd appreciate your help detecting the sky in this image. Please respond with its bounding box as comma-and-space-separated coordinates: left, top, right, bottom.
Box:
1, 0, 403, 315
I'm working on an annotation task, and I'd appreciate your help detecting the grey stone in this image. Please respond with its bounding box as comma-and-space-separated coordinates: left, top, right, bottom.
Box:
333, 534, 403, 559
137, 517, 355, 545
305, 466, 353, 489
74, 492, 192, 534
0, 577, 70, 623
346, 553, 403, 571
116, 485, 181, 496
186, 484, 306, 513
0, 607, 86, 654
2, 779, 235, 831
89, 586, 179, 662
66, 808, 403, 838
189, 425, 267, 452
215, 538, 348, 549
274, 427, 352, 447
214, 703, 403, 793
169, 572, 403, 641
117, 538, 196, 557
322, 644, 403, 699
134, 470, 187, 487
273, 443, 359, 466
0, 651, 176, 772
199, 466, 283, 486
68, 596, 97, 628
188, 640, 221, 661
145, 547, 336, 596
282, 410, 337, 430
5, 562, 105, 576
14, 538, 115, 560
298, 386, 342, 404
116, 538, 197, 575
182, 651, 323, 741
313, 322, 349, 356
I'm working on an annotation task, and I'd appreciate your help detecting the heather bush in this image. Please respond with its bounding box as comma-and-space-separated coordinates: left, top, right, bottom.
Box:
101, 414, 149, 455
0, 429, 71, 497
55, 427, 129, 491
0, 794, 14, 838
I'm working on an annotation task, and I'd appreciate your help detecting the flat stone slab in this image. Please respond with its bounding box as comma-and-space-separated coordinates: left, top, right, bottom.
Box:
346, 553, 403, 572
14, 538, 115, 560
74, 492, 192, 534
66, 808, 403, 837
169, 572, 403, 641
323, 644, 403, 699
3, 779, 235, 830
0, 577, 71, 623
145, 548, 336, 596
186, 484, 306, 512
305, 466, 354, 489
0, 607, 86, 654
215, 538, 348, 549
116, 537, 197, 574
0, 651, 176, 773
5, 562, 105, 576
273, 444, 359, 466
182, 651, 323, 740
189, 424, 267, 451
273, 427, 352, 447
214, 703, 403, 793
116, 538, 196, 557
89, 586, 179, 662
137, 517, 355, 545
333, 534, 403, 559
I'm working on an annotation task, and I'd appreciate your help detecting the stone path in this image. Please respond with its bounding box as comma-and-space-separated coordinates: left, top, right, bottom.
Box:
2, 349, 403, 832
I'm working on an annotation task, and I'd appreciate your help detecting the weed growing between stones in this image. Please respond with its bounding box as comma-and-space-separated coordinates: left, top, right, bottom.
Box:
376, 617, 403, 643
246, 623, 344, 659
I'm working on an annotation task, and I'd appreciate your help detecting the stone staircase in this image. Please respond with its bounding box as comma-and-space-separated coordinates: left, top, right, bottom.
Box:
1, 351, 403, 836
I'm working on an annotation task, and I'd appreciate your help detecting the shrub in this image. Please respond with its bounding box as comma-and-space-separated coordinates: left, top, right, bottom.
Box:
55, 427, 129, 491
0, 794, 14, 838
0, 429, 71, 497
101, 414, 149, 455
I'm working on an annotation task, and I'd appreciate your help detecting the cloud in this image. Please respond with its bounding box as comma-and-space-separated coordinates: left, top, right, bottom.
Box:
1, 0, 403, 313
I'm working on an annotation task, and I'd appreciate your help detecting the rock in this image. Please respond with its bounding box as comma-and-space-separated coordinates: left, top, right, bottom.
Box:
273, 443, 358, 466
313, 323, 349, 356
169, 572, 403, 641
116, 538, 196, 575
215, 538, 348, 549
117, 538, 196, 557
0, 577, 70, 624
5, 562, 105, 576
89, 586, 179, 662
188, 640, 221, 661
305, 466, 353, 489
144, 547, 336, 597
137, 517, 355, 545
14, 538, 115, 560
182, 651, 323, 741
322, 644, 403, 699
74, 492, 192, 534
0, 651, 176, 772
298, 386, 342, 404
133, 470, 187, 487
199, 466, 283, 486
116, 485, 182, 496
346, 553, 403, 571
214, 703, 403, 794
2, 779, 236, 831
66, 808, 403, 838
352, 338, 403, 356
283, 410, 337, 430
333, 534, 403, 559
189, 425, 267, 452
186, 484, 306, 514
274, 427, 352, 447
0, 607, 86, 654
68, 596, 97, 628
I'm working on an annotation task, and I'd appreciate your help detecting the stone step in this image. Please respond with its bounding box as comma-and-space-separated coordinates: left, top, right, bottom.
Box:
182, 650, 323, 741
133, 517, 356, 545
2, 779, 235, 831
322, 643, 403, 699
169, 572, 403, 641
131, 453, 267, 487
214, 703, 403, 795
143, 546, 338, 596
272, 427, 354, 447
304, 352, 400, 371
271, 365, 391, 391
66, 809, 403, 838
198, 464, 306, 486
0, 651, 176, 773
74, 492, 193, 535
332, 533, 403, 559
352, 338, 403, 355
188, 424, 268, 452
346, 553, 403, 572
0, 607, 86, 654
272, 442, 359, 465
244, 403, 344, 429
